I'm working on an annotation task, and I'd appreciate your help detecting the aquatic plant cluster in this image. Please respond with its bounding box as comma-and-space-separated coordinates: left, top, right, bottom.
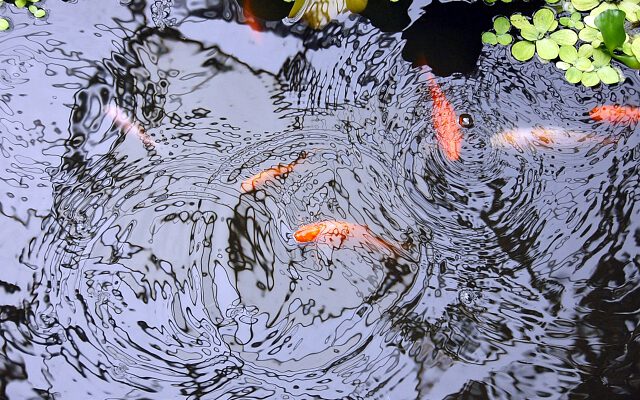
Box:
0, 0, 47, 30
482, 0, 640, 86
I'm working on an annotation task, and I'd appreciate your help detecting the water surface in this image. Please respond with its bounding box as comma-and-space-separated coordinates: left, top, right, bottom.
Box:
0, 1, 639, 399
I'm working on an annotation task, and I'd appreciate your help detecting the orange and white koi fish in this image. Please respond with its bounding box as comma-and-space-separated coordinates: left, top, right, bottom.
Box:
293, 220, 391, 250
427, 76, 462, 161
491, 126, 606, 149
104, 105, 153, 145
241, 152, 307, 193
590, 105, 640, 124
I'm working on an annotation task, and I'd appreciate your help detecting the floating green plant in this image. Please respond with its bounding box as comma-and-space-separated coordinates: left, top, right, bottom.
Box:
508, 8, 578, 61
572, 0, 640, 22
560, 12, 585, 29
482, 17, 513, 45
482, 2, 640, 88
0, 0, 47, 32
594, 9, 640, 68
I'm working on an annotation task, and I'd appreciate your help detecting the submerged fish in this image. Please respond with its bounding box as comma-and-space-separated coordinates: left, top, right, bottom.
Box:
427, 76, 463, 161
590, 105, 640, 124
293, 220, 391, 250
491, 126, 605, 149
104, 105, 152, 145
241, 152, 307, 193
241, 0, 263, 41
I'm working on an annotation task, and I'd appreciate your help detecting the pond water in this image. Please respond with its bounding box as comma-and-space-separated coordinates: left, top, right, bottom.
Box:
0, 1, 639, 399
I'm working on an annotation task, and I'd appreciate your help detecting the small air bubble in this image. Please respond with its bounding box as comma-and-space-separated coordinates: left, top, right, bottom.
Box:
459, 113, 474, 128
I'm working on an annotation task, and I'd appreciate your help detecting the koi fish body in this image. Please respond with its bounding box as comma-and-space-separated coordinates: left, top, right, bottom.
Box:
427, 77, 462, 161
590, 105, 640, 125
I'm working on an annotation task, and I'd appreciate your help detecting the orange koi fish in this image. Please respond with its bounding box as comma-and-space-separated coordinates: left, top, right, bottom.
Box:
590, 105, 640, 124
293, 220, 391, 250
242, 0, 263, 41
104, 105, 153, 145
241, 152, 307, 193
427, 76, 462, 161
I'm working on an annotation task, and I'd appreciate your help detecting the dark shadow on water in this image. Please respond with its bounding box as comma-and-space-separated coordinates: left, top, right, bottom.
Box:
401, 0, 544, 76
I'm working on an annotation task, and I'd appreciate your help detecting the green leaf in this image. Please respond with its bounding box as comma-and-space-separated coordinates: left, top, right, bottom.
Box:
571, 12, 582, 22
498, 33, 513, 45
581, 71, 600, 86
578, 44, 594, 58
512, 40, 536, 61
612, 53, 640, 69
597, 66, 620, 84
549, 19, 559, 32
632, 37, 640, 61
556, 61, 572, 70
595, 9, 627, 53
550, 29, 578, 46
536, 38, 560, 60
622, 42, 633, 56
565, 67, 583, 83
574, 21, 585, 30
494, 16, 511, 35
533, 8, 555, 33
575, 57, 593, 71
559, 16, 572, 26
592, 48, 612, 67
546, 0, 560, 4
510, 14, 531, 30
559, 45, 578, 63
578, 27, 600, 42
571, 0, 600, 11
482, 32, 498, 45
33, 8, 45, 18
618, 2, 640, 23
521, 25, 541, 41
0, 18, 8, 31
15, 0, 26, 7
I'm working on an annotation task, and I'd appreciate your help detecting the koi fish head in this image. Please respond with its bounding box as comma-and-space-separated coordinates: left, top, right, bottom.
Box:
240, 151, 309, 193
293, 222, 325, 243
293, 220, 359, 251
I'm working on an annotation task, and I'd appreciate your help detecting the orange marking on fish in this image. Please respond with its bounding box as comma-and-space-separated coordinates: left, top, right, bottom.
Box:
590, 105, 640, 124
427, 76, 462, 161
293, 220, 392, 251
530, 128, 556, 145
241, 152, 307, 193
242, 1, 263, 42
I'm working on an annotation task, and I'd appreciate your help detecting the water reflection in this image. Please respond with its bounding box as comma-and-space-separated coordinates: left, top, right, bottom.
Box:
0, 0, 639, 399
